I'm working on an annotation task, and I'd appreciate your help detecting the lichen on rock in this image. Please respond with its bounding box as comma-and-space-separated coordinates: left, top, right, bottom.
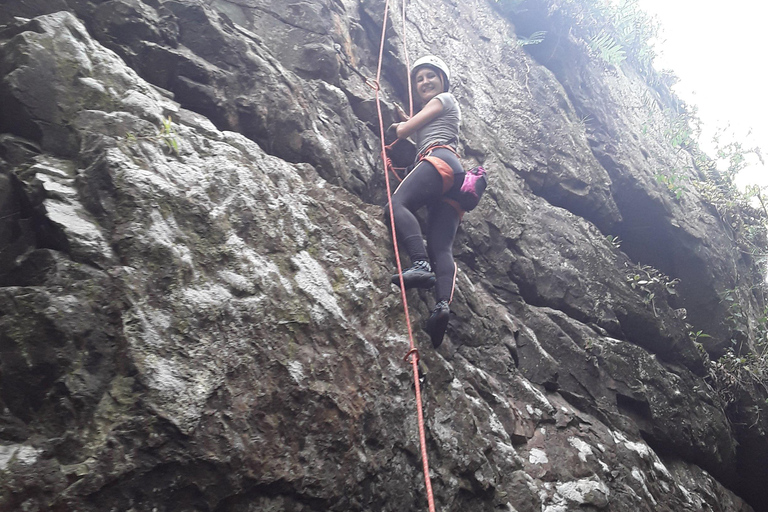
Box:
0, 2, 766, 512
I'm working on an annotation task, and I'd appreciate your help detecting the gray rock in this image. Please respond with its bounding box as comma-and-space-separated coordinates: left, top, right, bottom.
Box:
0, 3, 765, 512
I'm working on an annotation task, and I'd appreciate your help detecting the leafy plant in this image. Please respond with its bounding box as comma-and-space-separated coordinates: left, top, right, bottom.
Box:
607, 0, 659, 70
550, 0, 659, 74
691, 136, 768, 272
606, 234, 622, 249
577, 113, 594, 131
655, 171, 688, 200
711, 127, 764, 183
709, 349, 768, 413
625, 263, 679, 316
664, 118, 693, 149
720, 287, 746, 331
518, 30, 547, 47
126, 116, 180, 155
588, 30, 626, 66
160, 116, 180, 154
689, 329, 711, 344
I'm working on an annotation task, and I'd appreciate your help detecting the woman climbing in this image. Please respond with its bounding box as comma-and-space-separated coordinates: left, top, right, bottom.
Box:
386, 55, 464, 349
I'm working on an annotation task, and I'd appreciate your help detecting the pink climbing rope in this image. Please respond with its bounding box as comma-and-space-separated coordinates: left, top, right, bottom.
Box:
367, 1, 437, 511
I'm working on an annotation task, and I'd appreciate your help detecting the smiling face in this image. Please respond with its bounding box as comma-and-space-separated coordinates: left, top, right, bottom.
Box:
414, 66, 444, 105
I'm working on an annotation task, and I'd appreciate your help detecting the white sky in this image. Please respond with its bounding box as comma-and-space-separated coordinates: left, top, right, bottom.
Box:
636, 0, 768, 188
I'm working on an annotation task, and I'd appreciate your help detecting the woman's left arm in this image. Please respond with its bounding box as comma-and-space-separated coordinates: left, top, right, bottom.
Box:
394, 97, 444, 139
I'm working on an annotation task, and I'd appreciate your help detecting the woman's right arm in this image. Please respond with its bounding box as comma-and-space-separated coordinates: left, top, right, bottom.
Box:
393, 97, 444, 139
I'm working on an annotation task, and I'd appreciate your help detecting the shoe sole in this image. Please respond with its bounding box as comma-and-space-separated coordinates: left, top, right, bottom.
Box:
426, 310, 449, 348
391, 274, 436, 290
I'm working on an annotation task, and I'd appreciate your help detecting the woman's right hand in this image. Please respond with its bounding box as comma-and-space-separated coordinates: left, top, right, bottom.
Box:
393, 97, 444, 140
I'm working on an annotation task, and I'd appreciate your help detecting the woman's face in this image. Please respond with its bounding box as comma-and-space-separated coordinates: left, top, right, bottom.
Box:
415, 67, 444, 104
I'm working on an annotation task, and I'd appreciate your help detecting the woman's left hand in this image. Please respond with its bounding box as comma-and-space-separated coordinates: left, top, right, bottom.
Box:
395, 104, 410, 122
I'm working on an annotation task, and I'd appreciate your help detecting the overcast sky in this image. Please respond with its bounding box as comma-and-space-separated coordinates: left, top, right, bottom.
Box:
636, 0, 767, 188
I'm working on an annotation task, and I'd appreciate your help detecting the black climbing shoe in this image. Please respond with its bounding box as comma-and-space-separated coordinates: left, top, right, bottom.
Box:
391, 260, 435, 290
425, 300, 450, 348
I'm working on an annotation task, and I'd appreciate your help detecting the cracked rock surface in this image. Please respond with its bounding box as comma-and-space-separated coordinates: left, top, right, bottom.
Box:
0, 1, 765, 511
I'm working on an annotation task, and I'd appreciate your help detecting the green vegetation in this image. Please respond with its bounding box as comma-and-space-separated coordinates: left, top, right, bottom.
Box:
588, 30, 626, 66
494, 0, 768, 425
494, 0, 662, 79
689, 329, 711, 344
517, 30, 547, 47
693, 141, 767, 270
686, 139, 768, 418
710, 348, 768, 413
654, 171, 687, 200
159, 116, 180, 154
536, 0, 659, 72
663, 108, 697, 149
126, 116, 180, 155
624, 263, 679, 316
605, 234, 622, 250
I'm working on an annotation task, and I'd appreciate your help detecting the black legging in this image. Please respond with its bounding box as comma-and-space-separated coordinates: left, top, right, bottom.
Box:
388, 149, 464, 303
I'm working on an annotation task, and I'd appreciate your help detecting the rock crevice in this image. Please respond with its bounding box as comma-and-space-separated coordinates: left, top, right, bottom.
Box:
0, 2, 766, 511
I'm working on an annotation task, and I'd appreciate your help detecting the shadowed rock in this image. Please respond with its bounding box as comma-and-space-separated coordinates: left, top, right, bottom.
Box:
0, 3, 765, 512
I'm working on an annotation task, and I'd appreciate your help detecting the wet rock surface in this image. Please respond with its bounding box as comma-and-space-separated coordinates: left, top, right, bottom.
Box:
0, 1, 765, 511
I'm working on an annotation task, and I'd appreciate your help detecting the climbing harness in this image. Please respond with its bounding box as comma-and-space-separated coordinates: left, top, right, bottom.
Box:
367, 1, 437, 511
418, 144, 462, 193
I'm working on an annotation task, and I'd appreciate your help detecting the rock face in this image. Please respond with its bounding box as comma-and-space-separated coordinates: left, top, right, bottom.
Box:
0, 1, 766, 511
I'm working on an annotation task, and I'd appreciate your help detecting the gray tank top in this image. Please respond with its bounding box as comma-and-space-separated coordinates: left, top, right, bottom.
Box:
414, 92, 461, 156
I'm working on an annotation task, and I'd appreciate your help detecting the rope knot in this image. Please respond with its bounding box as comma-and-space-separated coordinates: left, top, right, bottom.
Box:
404, 347, 420, 363
365, 77, 381, 91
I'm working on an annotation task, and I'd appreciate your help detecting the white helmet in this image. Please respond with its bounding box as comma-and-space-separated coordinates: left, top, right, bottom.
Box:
410, 55, 451, 92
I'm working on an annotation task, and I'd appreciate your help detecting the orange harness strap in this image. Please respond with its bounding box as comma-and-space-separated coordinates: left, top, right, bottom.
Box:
420, 154, 466, 218
421, 156, 454, 193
